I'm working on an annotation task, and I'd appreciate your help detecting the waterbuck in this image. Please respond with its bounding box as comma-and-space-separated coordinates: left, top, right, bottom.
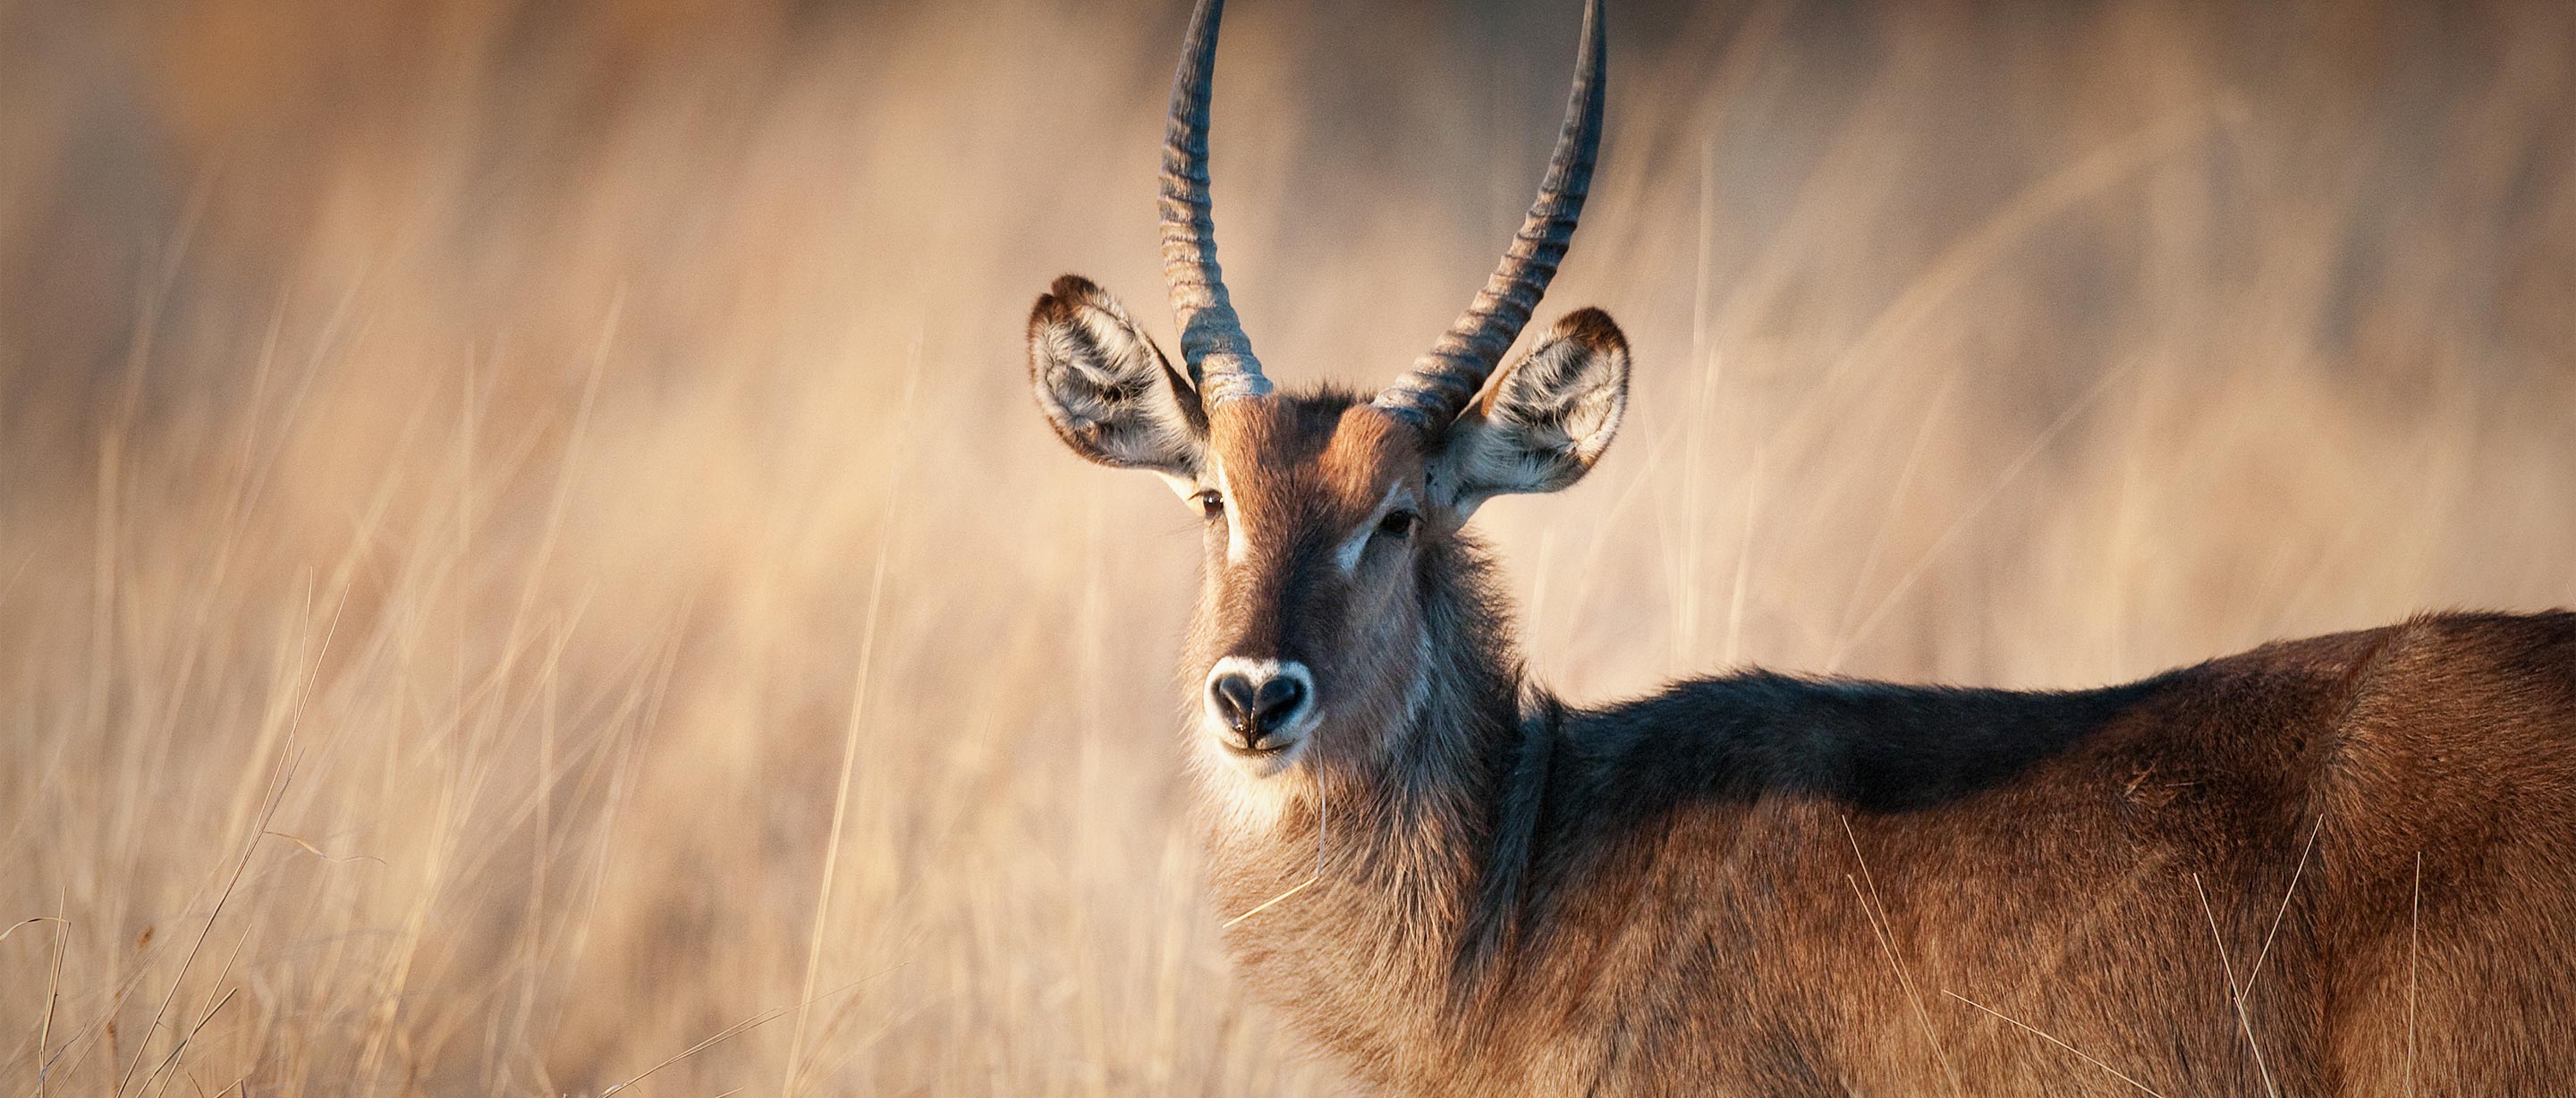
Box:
1022, 0, 2576, 1091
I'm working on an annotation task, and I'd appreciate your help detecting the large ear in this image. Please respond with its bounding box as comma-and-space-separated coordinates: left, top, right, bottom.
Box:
1430, 308, 1630, 513
1027, 274, 1208, 480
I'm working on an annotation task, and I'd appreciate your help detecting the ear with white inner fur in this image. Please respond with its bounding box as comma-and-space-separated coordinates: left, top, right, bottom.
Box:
1027, 274, 1208, 482
1429, 308, 1630, 514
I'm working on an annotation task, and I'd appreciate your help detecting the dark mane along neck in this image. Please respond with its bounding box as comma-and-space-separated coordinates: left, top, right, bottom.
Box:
1191, 530, 2190, 1090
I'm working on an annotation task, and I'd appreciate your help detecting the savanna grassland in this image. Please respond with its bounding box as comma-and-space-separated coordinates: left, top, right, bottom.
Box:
3, 0, 2571, 1094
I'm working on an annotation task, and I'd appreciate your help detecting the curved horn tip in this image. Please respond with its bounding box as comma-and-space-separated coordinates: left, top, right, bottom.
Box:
1375, 0, 1609, 428
1160, 0, 1267, 401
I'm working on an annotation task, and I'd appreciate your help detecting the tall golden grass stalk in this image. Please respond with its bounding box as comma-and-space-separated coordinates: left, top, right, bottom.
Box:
2, 0, 2569, 1093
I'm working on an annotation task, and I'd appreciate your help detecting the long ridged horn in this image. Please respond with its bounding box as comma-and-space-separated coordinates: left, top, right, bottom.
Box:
1160, 0, 1269, 404
1377, 0, 1606, 428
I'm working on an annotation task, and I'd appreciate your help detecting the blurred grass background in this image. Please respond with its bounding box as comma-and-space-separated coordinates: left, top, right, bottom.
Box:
2, 0, 2570, 1093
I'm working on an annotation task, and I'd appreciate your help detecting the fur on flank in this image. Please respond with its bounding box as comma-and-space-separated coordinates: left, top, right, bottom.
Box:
1024, 4, 2576, 1083
1191, 416, 2576, 1094
1030, 361, 2576, 1094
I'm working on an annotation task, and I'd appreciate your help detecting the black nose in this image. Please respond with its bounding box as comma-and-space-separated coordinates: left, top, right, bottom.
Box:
1209, 671, 1308, 747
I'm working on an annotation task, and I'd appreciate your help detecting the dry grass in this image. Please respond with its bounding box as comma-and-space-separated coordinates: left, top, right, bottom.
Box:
2, 0, 2571, 1093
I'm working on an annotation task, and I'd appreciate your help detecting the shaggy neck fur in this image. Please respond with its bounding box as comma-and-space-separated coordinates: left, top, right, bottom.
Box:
1178, 523, 2176, 1091
1187, 530, 1545, 1082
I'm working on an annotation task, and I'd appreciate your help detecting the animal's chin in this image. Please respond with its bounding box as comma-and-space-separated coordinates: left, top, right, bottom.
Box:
1209, 729, 1309, 779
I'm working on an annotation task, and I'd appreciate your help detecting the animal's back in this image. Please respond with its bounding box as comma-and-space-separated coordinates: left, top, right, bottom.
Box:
2293, 612, 2576, 1093
1482, 611, 2576, 1096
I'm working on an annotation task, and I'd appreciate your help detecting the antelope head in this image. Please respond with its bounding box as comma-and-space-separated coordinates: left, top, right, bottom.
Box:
1027, 0, 1625, 784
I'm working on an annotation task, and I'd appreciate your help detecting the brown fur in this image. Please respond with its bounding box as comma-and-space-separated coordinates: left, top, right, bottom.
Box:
1022, 44, 2576, 1077
1140, 389, 2576, 1095
1024, 266, 2576, 1092
1034, 3, 2555, 1081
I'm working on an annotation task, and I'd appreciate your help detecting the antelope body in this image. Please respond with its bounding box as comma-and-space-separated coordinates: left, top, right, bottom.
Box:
1022, 1, 2576, 1092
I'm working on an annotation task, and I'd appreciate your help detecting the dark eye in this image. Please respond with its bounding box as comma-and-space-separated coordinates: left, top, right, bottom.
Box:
1196, 490, 1225, 519
1377, 509, 1421, 540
